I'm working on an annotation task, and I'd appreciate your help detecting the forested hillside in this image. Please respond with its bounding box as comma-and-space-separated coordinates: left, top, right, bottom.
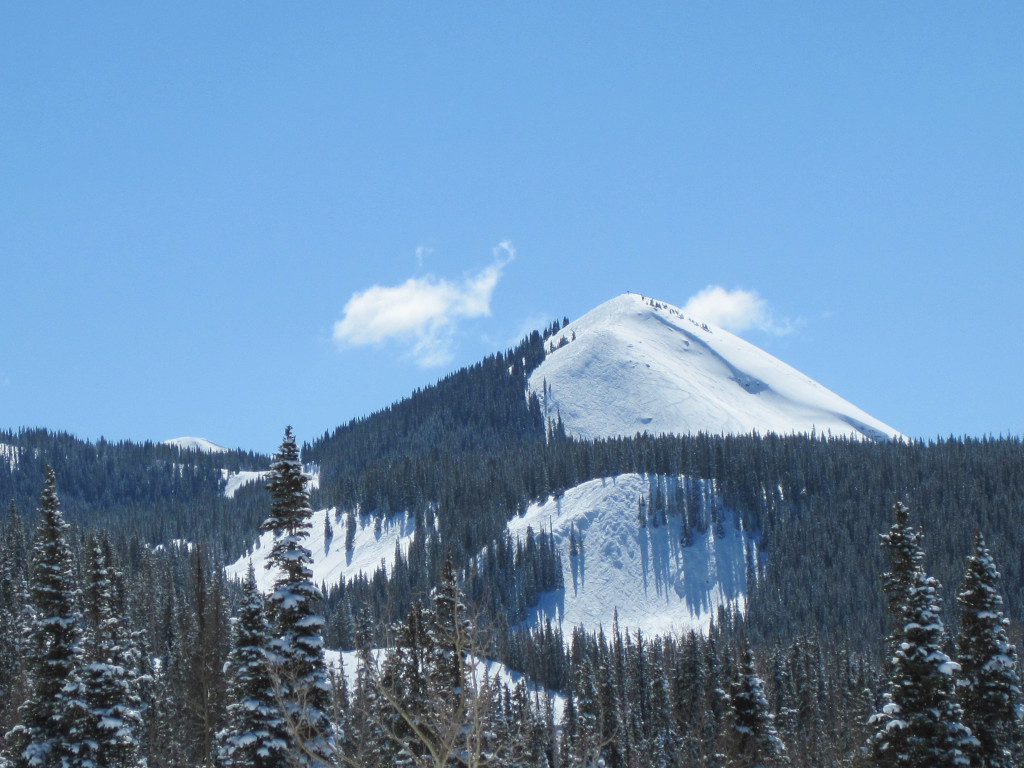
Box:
3, 318, 1024, 766
0, 428, 269, 557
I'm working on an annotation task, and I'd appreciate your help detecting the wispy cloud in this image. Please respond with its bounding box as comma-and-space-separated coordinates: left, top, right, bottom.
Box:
682, 285, 793, 336
334, 242, 515, 366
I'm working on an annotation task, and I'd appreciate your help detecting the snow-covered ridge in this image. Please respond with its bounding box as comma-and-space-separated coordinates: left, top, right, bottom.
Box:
528, 292, 901, 442
508, 473, 755, 638
163, 436, 229, 453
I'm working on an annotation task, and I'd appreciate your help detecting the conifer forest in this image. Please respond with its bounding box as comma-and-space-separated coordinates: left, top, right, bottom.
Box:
2, 327, 1024, 767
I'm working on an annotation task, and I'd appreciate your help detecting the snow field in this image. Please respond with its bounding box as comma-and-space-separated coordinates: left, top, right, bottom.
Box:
507, 473, 757, 638
162, 436, 229, 453
528, 293, 901, 442
227, 507, 423, 592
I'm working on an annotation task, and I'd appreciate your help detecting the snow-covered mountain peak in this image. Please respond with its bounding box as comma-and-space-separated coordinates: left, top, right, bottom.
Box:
528, 292, 901, 442
162, 436, 229, 453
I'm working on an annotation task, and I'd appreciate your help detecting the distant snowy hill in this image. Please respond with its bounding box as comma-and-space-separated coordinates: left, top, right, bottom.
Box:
507, 473, 753, 638
228, 293, 900, 640
163, 436, 229, 453
528, 293, 901, 441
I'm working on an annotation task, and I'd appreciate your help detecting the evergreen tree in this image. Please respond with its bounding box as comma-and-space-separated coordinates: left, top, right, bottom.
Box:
724, 645, 788, 768
956, 532, 1021, 768
216, 564, 286, 768
869, 504, 975, 768
3, 467, 85, 768
261, 427, 333, 766
183, 546, 230, 766
879, 501, 923, 658
72, 534, 145, 768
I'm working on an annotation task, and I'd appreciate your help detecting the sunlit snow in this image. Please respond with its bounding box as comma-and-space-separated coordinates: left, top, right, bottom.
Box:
163, 436, 229, 453
0, 443, 19, 471
528, 293, 902, 441
227, 507, 423, 591
508, 473, 756, 638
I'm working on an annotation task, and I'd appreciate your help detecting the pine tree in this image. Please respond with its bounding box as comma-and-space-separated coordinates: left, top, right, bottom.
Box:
956, 532, 1021, 768
261, 427, 333, 766
72, 534, 145, 768
879, 502, 924, 657
869, 502, 975, 768
724, 645, 788, 768
3, 467, 85, 768
216, 564, 287, 768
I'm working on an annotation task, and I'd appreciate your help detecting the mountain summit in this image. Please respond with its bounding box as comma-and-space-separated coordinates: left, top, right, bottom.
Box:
528, 292, 900, 441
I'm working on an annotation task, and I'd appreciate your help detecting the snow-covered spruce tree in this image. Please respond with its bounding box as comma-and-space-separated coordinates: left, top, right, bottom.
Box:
879, 501, 924, 659
261, 427, 333, 766
72, 534, 145, 768
216, 563, 287, 768
869, 503, 974, 768
724, 645, 788, 768
3, 467, 85, 768
956, 531, 1021, 768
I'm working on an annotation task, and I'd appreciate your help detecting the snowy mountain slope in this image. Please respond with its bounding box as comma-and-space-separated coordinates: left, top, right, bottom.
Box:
506, 473, 755, 638
219, 466, 317, 499
226, 507, 424, 591
528, 293, 901, 442
229, 473, 751, 640
220, 469, 268, 499
0, 443, 19, 471
163, 436, 229, 453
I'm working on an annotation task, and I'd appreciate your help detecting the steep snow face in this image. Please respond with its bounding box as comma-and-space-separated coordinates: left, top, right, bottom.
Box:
507, 473, 755, 638
163, 436, 229, 453
528, 293, 901, 441
0, 443, 19, 471
220, 469, 268, 499
219, 466, 318, 499
227, 508, 424, 591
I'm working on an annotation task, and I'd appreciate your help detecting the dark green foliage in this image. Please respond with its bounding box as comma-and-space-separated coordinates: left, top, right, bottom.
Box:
724, 646, 788, 768
4, 468, 85, 768
74, 534, 145, 768
957, 533, 1021, 768
870, 503, 974, 768
216, 565, 286, 768
0, 428, 269, 560
261, 427, 333, 766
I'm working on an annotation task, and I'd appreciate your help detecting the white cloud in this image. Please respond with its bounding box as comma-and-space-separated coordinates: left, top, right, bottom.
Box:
334, 243, 515, 366
682, 285, 793, 336
415, 245, 433, 269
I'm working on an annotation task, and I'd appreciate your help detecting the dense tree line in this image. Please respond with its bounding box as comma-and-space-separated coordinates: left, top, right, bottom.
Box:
0, 428, 269, 559
5, 323, 1024, 764
3, 449, 1024, 766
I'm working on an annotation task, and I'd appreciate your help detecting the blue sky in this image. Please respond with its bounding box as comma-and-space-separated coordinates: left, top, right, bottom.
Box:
2, 3, 1021, 454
